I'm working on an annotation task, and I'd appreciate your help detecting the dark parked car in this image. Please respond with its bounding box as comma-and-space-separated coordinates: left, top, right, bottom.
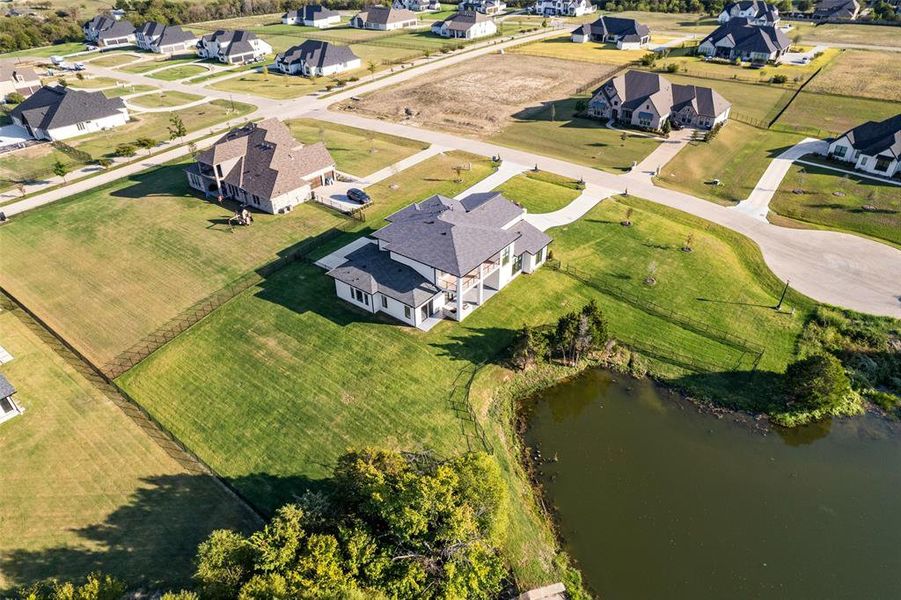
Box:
346, 188, 370, 204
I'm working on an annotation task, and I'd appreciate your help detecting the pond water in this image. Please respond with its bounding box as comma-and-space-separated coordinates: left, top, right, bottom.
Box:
524, 369, 901, 599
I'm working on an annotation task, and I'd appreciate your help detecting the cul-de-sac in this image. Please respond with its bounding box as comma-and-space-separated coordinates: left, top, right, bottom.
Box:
0, 1, 899, 598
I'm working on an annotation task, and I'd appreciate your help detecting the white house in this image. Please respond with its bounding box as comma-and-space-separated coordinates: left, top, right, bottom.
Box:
717, 1, 780, 26
588, 70, 731, 131
822, 114, 901, 177
459, 0, 506, 15
697, 18, 790, 63
83, 15, 135, 48
326, 193, 552, 328
196, 30, 272, 64
571, 16, 650, 49
282, 5, 342, 27
135, 22, 198, 54
275, 40, 362, 77
0, 374, 23, 426
350, 6, 419, 30
431, 11, 497, 39
533, 0, 595, 17
393, 0, 441, 11
185, 118, 337, 214
0, 63, 41, 102
9, 86, 129, 141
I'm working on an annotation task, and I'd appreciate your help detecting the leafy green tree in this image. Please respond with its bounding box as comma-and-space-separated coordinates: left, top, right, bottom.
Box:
115, 143, 136, 157
51, 159, 68, 182
16, 572, 125, 600
511, 323, 549, 370
136, 137, 157, 154
554, 302, 608, 364
785, 354, 851, 412
6, 91, 25, 104
159, 592, 200, 600
168, 113, 187, 141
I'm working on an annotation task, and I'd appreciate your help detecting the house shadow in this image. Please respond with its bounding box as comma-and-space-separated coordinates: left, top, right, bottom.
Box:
0, 472, 323, 595
109, 163, 193, 200
430, 326, 517, 366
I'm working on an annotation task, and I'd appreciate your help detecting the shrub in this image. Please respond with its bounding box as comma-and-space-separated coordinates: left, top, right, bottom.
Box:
784, 354, 852, 412
114, 143, 136, 157
6, 92, 25, 104
665, 63, 679, 73
771, 74, 788, 84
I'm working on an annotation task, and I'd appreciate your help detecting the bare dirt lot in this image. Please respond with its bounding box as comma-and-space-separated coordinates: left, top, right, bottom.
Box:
336, 54, 619, 136
805, 49, 901, 102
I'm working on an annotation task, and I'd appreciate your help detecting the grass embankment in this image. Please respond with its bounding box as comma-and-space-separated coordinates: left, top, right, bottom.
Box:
0, 309, 256, 592
494, 170, 583, 213
770, 163, 901, 247
286, 118, 430, 177
490, 97, 661, 174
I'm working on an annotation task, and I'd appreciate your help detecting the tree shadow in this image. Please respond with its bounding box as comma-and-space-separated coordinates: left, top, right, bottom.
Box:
673, 369, 786, 414
429, 326, 517, 366
0, 472, 322, 595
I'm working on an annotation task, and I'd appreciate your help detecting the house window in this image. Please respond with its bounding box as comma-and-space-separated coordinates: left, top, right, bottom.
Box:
875, 156, 892, 172
381, 296, 388, 308
404, 306, 412, 320
76, 122, 86, 131
536, 247, 545, 263
353, 288, 370, 306
501, 247, 511, 266
832, 145, 847, 158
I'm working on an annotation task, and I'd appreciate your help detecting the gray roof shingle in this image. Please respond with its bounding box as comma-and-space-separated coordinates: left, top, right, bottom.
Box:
10, 86, 126, 131
327, 243, 441, 307
0, 373, 15, 399
700, 18, 789, 55
841, 114, 901, 158
276, 40, 359, 69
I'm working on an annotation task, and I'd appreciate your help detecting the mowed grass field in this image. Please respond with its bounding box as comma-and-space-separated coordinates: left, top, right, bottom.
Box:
656, 73, 795, 122
493, 170, 583, 213
148, 64, 210, 81
87, 53, 141, 68
775, 92, 901, 136
285, 118, 429, 177
490, 97, 661, 173
117, 189, 811, 586
510, 33, 656, 65
127, 90, 205, 108
805, 50, 901, 102
650, 49, 839, 87
658, 122, 804, 205
770, 163, 901, 247
120, 56, 201, 74
0, 309, 257, 592
803, 22, 901, 48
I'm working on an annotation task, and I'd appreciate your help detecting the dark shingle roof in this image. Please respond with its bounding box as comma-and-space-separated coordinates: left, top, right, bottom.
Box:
0, 373, 15, 399
96, 19, 135, 42
841, 114, 901, 158
327, 243, 441, 307
814, 0, 859, 18
276, 40, 359, 69
509, 221, 551, 256
594, 70, 731, 119
202, 29, 261, 57
355, 6, 417, 25
583, 16, 650, 39
10, 86, 126, 131
722, 1, 779, 21
437, 11, 492, 32
284, 5, 340, 20
701, 18, 790, 55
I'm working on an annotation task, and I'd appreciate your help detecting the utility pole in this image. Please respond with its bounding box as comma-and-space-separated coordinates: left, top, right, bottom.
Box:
775, 279, 790, 311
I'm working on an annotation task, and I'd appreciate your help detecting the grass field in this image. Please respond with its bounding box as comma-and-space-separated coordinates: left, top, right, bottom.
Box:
63, 76, 123, 89
208, 69, 334, 99
0, 41, 86, 59
103, 84, 157, 97
770, 163, 901, 247
490, 97, 661, 174
127, 91, 205, 108
493, 170, 583, 213
0, 308, 256, 592
658, 122, 804, 205
511, 33, 664, 65
285, 118, 429, 177
803, 23, 901, 48
805, 50, 901, 102
0, 144, 77, 190
650, 49, 839, 87
88, 53, 140, 68
148, 64, 211, 81
120, 56, 201, 74
655, 73, 795, 123
775, 92, 901, 136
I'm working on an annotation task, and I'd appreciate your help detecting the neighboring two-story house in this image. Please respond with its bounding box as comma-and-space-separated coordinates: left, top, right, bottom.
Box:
697, 18, 790, 63
822, 114, 901, 177
813, 0, 860, 20
275, 40, 362, 77
9, 85, 129, 141
0, 63, 41, 102
185, 118, 337, 214
135, 22, 198, 54
431, 11, 497, 39
393, 0, 442, 11
717, 1, 780, 26
533, 0, 595, 17
282, 5, 342, 27
326, 192, 551, 328
83, 15, 136, 48
458, 0, 506, 15
350, 7, 419, 30
196, 30, 273, 64
588, 70, 731, 131
571, 16, 650, 49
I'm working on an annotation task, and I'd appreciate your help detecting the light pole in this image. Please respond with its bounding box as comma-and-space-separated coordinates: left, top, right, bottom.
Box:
775, 279, 790, 311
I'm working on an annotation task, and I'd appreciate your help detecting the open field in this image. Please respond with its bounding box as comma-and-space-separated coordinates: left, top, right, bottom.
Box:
338, 53, 618, 135
0, 308, 256, 592
770, 163, 901, 247
0, 42, 85, 59
511, 33, 672, 65
805, 50, 901, 102
493, 170, 583, 213
63, 76, 123, 89
285, 118, 429, 177
127, 90, 205, 108
655, 72, 795, 123
658, 122, 804, 205
88, 53, 140, 68
209, 69, 343, 99
775, 92, 901, 137
648, 48, 839, 87
0, 144, 77, 190
120, 56, 201, 74
103, 84, 157, 97
489, 97, 661, 174
803, 23, 901, 48
148, 64, 211, 81
602, 11, 719, 33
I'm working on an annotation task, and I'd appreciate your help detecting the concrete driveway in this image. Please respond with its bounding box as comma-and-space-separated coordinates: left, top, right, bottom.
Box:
0, 124, 31, 149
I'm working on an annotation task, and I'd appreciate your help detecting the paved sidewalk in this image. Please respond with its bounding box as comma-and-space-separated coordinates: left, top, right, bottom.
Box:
454, 161, 527, 199
525, 183, 616, 231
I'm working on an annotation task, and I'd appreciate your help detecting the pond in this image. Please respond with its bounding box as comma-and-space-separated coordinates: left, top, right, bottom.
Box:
524, 369, 901, 599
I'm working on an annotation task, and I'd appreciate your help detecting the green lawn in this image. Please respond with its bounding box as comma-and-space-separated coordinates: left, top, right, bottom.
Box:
148, 64, 210, 81
64, 76, 123, 89
0, 41, 86, 59
0, 309, 256, 592
128, 91, 205, 108
88, 53, 140, 68
493, 170, 583, 213
490, 97, 661, 174
656, 73, 795, 123
775, 92, 901, 137
208, 69, 329, 99
103, 84, 157, 97
649, 49, 838, 88
285, 118, 429, 177
658, 122, 805, 205
0, 145, 80, 190
770, 163, 901, 247
120, 56, 202, 74
512, 33, 681, 66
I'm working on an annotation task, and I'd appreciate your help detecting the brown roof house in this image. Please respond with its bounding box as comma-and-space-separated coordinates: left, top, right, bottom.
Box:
0, 62, 41, 102
587, 70, 731, 131
185, 118, 337, 214
350, 6, 419, 30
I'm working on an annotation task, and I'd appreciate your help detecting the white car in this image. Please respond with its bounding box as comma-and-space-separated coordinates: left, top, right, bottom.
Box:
73, 63, 86, 71
50, 55, 65, 65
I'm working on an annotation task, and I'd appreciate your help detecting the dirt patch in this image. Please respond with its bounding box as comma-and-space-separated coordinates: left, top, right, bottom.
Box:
806, 50, 901, 102
336, 54, 618, 136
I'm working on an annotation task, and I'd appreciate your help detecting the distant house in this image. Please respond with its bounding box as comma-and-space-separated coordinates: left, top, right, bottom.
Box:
0, 373, 22, 425
458, 0, 506, 15
571, 16, 650, 49
135, 22, 198, 54
822, 114, 901, 177
813, 0, 860, 20
717, 1, 780, 26
83, 15, 135, 48
0, 62, 41, 102
196, 30, 272, 64
350, 6, 419, 30
431, 11, 497, 39
186, 118, 337, 214
532, 0, 595, 17
588, 70, 731, 131
275, 40, 362, 77
9, 85, 129, 141
282, 5, 342, 27
326, 193, 551, 328
698, 18, 790, 63
394, 0, 441, 11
